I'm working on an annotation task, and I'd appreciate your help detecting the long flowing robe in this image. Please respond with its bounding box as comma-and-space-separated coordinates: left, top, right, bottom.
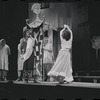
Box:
48, 28, 73, 82
43, 42, 53, 64
0, 44, 10, 70
43, 42, 54, 81
17, 38, 27, 71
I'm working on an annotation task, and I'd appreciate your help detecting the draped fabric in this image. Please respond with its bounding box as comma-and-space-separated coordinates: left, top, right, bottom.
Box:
22, 37, 35, 79
48, 28, 73, 82
29, 3, 72, 30
0, 44, 10, 70
17, 38, 27, 71
32, 22, 44, 76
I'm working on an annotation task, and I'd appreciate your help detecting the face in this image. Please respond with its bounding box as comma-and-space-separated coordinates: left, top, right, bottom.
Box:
2, 40, 6, 46
27, 29, 33, 36
32, 3, 41, 14
44, 38, 48, 45
26, 30, 30, 37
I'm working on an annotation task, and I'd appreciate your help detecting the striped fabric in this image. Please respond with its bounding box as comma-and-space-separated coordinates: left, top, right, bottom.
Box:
32, 23, 43, 71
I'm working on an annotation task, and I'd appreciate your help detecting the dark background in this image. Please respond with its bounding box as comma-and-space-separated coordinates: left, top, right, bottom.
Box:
0, 0, 100, 80
0, 1, 28, 80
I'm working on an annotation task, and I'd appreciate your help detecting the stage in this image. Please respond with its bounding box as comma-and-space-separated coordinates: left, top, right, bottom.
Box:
0, 81, 100, 100
13, 81, 100, 89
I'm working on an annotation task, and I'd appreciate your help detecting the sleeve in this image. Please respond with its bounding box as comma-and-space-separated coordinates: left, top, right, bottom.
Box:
68, 28, 73, 41
8, 46, 11, 55
22, 38, 33, 61
6, 45, 10, 55
66, 26, 73, 41
18, 44, 21, 54
18, 44, 20, 51
60, 28, 65, 40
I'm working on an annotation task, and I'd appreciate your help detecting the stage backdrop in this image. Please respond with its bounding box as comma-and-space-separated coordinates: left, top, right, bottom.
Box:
28, 2, 93, 72
0, 1, 98, 80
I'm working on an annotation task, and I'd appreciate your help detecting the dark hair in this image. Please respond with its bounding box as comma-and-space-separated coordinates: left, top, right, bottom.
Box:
23, 31, 26, 38
23, 30, 28, 38
62, 29, 71, 41
1, 39, 6, 44
44, 30, 48, 37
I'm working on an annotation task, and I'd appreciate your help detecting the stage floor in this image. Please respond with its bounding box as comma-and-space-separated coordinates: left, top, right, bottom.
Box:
12, 81, 100, 89
0, 81, 100, 99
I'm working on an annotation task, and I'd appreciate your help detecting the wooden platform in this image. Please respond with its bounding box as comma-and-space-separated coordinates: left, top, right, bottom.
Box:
73, 71, 100, 83
13, 81, 100, 89
0, 80, 100, 99
74, 75, 100, 83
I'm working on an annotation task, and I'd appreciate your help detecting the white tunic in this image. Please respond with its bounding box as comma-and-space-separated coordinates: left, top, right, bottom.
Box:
0, 44, 10, 70
43, 43, 53, 64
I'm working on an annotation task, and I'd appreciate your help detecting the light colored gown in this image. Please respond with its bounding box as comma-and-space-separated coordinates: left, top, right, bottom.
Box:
17, 39, 26, 71
43, 42, 53, 64
43, 42, 54, 81
48, 28, 73, 82
0, 44, 10, 71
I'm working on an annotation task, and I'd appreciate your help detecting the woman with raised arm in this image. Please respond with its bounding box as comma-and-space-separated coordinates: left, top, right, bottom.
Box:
48, 25, 73, 84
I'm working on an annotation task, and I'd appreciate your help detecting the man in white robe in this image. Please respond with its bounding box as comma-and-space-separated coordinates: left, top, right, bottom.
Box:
43, 37, 54, 81
0, 39, 10, 81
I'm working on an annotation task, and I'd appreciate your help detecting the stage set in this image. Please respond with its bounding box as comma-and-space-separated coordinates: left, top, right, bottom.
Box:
1, 0, 100, 100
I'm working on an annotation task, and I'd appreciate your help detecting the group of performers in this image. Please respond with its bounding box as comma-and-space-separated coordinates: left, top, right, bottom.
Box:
0, 23, 73, 84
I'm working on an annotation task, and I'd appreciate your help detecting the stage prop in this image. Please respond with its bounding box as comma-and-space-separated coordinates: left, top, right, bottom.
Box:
91, 36, 100, 60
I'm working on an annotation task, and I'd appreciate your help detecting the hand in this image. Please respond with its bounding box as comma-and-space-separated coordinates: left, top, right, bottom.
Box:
20, 55, 24, 60
26, 19, 29, 25
64, 24, 72, 34
43, 47, 46, 50
64, 24, 69, 29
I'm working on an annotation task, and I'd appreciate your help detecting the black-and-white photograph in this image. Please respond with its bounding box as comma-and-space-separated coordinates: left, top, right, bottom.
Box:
0, 0, 100, 100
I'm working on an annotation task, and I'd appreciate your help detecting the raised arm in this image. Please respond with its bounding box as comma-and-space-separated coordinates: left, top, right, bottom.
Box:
64, 24, 73, 40
7, 45, 11, 55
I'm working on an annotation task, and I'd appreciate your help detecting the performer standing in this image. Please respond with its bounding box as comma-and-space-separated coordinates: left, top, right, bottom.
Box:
21, 27, 35, 83
16, 31, 28, 81
43, 37, 54, 81
0, 39, 11, 81
48, 25, 73, 84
